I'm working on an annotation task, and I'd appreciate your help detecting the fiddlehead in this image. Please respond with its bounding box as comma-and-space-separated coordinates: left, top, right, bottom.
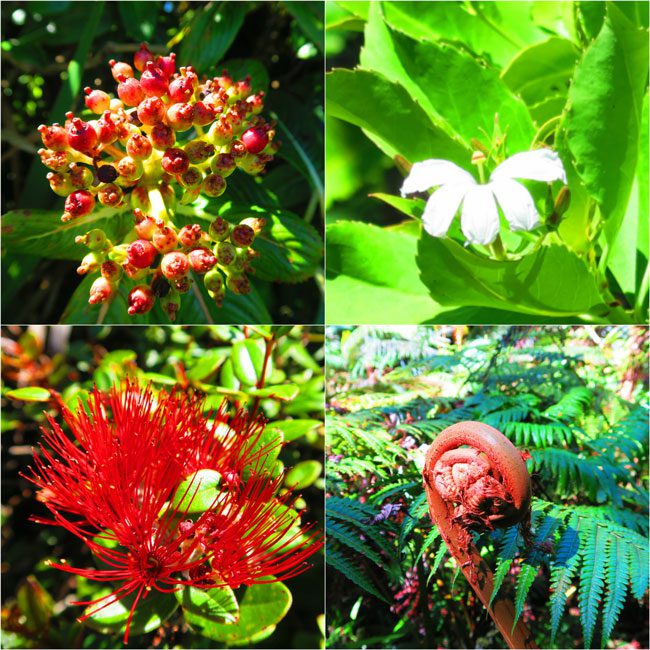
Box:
423, 421, 537, 649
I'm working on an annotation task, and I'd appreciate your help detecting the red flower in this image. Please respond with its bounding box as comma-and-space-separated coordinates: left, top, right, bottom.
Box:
24, 382, 322, 641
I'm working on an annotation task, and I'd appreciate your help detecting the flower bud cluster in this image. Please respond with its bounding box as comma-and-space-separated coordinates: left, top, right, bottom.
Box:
76, 209, 265, 321
37, 43, 277, 317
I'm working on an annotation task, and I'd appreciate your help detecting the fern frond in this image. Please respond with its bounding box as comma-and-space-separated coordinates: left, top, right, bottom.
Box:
503, 421, 575, 448
629, 541, 650, 600
601, 535, 630, 647
327, 519, 384, 567
544, 387, 593, 421
326, 547, 389, 602
418, 526, 441, 561
489, 524, 521, 608
578, 522, 608, 649
512, 564, 539, 629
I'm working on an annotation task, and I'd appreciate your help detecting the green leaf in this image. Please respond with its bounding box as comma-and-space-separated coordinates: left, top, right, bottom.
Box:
1, 208, 131, 260
188, 581, 292, 645
326, 68, 470, 166
219, 58, 269, 94
502, 37, 579, 107
231, 338, 267, 385
381, 1, 548, 68
83, 590, 178, 636
118, 2, 158, 40
176, 585, 238, 624
242, 427, 284, 480
361, 9, 535, 152
185, 348, 230, 381
16, 576, 54, 632
266, 418, 321, 442
370, 193, 425, 220
178, 2, 249, 75
326, 221, 439, 324
564, 4, 649, 243
285, 460, 322, 489
281, 1, 324, 51
417, 237, 605, 318
248, 383, 300, 401
6, 387, 51, 402
169, 470, 223, 514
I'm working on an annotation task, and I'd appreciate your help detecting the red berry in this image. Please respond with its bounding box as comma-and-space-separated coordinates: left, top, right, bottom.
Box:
202, 173, 226, 197
140, 61, 169, 97
161, 148, 190, 175
137, 96, 166, 125
38, 123, 68, 150
156, 52, 176, 79
166, 102, 194, 131
134, 43, 154, 72
160, 251, 190, 280
127, 239, 157, 268
178, 224, 204, 247
128, 285, 155, 315
66, 117, 98, 153
241, 127, 269, 154
126, 133, 153, 159
109, 59, 134, 82
117, 77, 145, 106
168, 75, 195, 103
89, 277, 116, 305
150, 123, 176, 149
192, 101, 217, 126
63, 190, 95, 222
134, 209, 157, 240
230, 139, 247, 158
188, 247, 217, 274
153, 223, 178, 253
95, 111, 118, 144
84, 87, 111, 114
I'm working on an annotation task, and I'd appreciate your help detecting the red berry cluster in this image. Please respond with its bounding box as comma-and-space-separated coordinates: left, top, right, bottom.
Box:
37, 43, 278, 319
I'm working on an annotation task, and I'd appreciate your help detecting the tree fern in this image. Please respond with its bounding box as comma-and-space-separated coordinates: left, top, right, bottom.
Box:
601, 535, 630, 647
578, 522, 608, 649
326, 547, 389, 603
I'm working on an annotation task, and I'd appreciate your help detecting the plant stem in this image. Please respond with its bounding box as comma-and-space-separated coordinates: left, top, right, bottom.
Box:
250, 335, 276, 417
148, 186, 170, 222
103, 143, 126, 160
189, 271, 213, 324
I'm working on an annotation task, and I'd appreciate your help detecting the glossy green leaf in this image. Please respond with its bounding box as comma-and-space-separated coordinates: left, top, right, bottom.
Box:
176, 585, 238, 624
361, 9, 535, 152
6, 387, 51, 402
285, 460, 322, 490
1, 208, 131, 260
502, 37, 579, 106
188, 581, 292, 645
178, 3, 248, 75
381, 1, 548, 68
242, 427, 284, 481
326, 221, 439, 324
281, 1, 324, 51
326, 68, 470, 166
170, 470, 223, 514
231, 338, 267, 385
417, 237, 605, 318
564, 4, 649, 242
185, 349, 230, 381
83, 590, 178, 636
266, 418, 321, 442
248, 383, 299, 401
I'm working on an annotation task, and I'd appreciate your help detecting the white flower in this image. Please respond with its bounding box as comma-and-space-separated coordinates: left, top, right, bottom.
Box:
401, 149, 568, 246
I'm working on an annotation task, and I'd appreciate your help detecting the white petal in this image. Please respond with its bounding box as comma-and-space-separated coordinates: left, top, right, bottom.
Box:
490, 178, 540, 232
490, 149, 567, 184
401, 159, 476, 197
460, 185, 501, 245
421, 183, 469, 238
